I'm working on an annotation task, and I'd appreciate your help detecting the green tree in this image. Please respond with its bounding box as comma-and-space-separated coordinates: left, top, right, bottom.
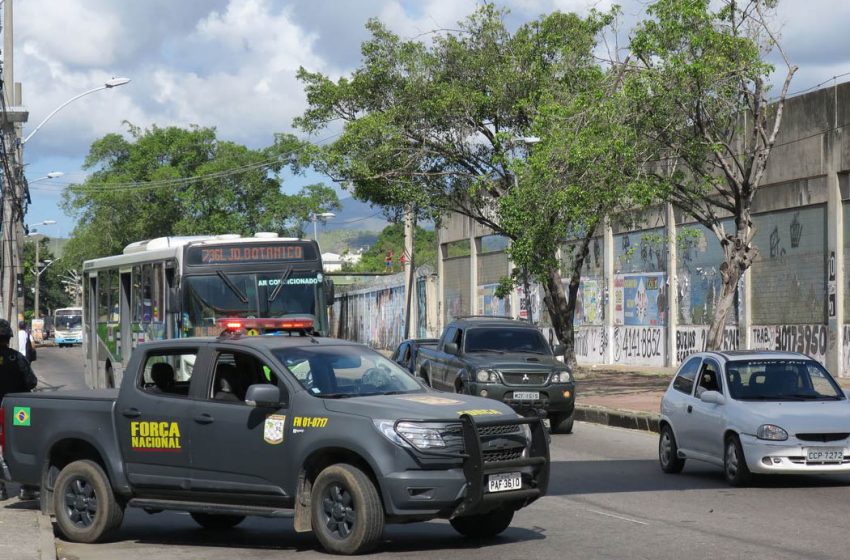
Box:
346, 224, 436, 273
61, 124, 340, 266
297, 6, 617, 362
629, 0, 796, 349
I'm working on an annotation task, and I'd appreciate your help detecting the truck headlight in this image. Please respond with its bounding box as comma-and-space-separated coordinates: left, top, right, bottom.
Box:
756, 424, 788, 441
550, 370, 572, 383
476, 369, 500, 383
373, 420, 456, 450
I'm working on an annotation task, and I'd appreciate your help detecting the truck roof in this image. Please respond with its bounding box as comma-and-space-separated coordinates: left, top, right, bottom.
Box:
448, 316, 538, 329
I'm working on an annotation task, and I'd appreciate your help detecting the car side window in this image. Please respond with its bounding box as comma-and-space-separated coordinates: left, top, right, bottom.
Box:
454, 328, 464, 347
208, 350, 286, 405
672, 357, 701, 395
696, 359, 722, 397
442, 327, 456, 349
139, 349, 197, 397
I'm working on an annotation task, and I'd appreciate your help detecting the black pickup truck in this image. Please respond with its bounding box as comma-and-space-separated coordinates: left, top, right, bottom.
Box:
1, 330, 548, 555
415, 317, 576, 433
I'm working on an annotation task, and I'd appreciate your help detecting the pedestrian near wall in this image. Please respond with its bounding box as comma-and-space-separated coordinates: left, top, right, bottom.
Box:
0, 319, 38, 500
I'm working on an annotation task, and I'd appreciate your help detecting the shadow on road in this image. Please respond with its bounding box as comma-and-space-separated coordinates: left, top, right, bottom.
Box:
547, 459, 850, 496
58, 509, 545, 554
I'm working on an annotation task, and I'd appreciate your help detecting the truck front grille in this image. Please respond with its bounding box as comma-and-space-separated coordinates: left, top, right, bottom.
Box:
501, 372, 548, 385
482, 447, 524, 463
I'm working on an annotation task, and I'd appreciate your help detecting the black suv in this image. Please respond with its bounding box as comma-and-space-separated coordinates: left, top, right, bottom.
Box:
415, 316, 576, 433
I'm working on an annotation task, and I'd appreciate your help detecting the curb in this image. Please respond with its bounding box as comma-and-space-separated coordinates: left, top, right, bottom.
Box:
574, 404, 661, 433
37, 513, 56, 560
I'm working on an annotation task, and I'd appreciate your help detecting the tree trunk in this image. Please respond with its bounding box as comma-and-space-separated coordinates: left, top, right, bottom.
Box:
541, 233, 593, 370
706, 212, 755, 350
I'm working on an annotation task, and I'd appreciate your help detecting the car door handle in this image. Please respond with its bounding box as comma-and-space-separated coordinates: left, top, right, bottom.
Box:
194, 413, 214, 424
687, 405, 693, 413
122, 408, 141, 418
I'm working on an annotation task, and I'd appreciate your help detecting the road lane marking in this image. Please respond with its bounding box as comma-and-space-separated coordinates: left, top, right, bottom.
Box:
586, 509, 648, 525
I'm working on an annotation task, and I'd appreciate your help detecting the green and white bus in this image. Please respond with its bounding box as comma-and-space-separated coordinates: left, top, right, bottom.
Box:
82, 233, 333, 388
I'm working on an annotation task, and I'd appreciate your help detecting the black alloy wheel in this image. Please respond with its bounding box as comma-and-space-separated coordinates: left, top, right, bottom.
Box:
64, 477, 97, 528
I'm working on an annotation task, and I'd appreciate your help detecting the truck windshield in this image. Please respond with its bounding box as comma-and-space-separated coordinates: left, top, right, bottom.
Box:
183, 272, 321, 330
273, 345, 424, 397
726, 359, 844, 401
464, 328, 551, 354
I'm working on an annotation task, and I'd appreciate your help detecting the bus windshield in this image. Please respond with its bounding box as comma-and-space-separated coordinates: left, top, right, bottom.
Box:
54, 310, 83, 331
182, 272, 323, 334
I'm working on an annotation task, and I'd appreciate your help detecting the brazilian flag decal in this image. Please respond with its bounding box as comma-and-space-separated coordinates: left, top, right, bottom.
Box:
13, 406, 30, 426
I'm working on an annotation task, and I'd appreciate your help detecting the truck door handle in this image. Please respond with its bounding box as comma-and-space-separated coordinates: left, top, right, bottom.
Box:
687, 405, 693, 413
194, 413, 214, 424
122, 408, 141, 418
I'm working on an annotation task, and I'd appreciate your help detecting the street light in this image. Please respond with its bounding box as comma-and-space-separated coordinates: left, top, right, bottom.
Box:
310, 212, 336, 244
22, 77, 131, 145
29, 171, 64, 183
27, 220, 58, 319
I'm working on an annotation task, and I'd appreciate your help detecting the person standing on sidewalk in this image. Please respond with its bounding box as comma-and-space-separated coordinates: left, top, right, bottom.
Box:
0, 319, 38, 500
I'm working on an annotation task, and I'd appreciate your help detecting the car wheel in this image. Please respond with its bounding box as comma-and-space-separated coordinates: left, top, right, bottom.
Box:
549, 412, 574, 434
659, 424, 685, 474
53, 460, 124, 544
190, 513, 245, 530
311, 463, 384, 555
450, 507, 514, 538
724, 434, 752, 487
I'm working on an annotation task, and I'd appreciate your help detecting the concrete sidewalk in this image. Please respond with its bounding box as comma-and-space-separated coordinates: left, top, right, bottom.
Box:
0, 482, 56, 560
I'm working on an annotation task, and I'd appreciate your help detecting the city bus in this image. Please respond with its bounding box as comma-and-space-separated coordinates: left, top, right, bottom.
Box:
82, 233, 333, 388
53, 307, 84, 347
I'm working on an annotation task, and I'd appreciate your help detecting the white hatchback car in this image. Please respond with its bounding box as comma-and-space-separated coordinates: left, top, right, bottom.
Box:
659, 351, 850, 486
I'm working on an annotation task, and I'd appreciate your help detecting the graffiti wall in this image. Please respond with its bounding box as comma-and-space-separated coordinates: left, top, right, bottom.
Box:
612, 325, 665, 366
750, 324, 828, 364
676, 221, 740, 325
477, 283, 510, 316
615, 272, 667, 326
675, 326, 740, 363
575, 326, 607, 364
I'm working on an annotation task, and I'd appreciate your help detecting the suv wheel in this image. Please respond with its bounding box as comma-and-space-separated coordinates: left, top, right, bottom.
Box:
724, 434, 752, 486
311, 464, 384, 555
53, 460, 124, 543
659, 424, 685, 474
549, 412, 574, 434
450, 507, 514, 538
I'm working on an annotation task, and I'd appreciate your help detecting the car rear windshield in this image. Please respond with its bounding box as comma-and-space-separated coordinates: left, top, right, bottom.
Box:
272, 345, 424, 398
464, 327, 551, 355
726, 359, 844, 401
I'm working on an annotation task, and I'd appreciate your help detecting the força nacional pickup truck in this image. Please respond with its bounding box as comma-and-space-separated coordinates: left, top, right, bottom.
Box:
1, 324, 549, 555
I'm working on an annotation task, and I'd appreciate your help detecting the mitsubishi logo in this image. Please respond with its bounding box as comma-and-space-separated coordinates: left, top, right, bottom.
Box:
522, 374, 529, 383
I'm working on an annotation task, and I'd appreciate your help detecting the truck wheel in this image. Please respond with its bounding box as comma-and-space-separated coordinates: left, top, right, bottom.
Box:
53, 460, 124, 543
549, 412, 574, 434
311, 464, 384, 555
450, 507, 514, 538
190, 513, 245, 530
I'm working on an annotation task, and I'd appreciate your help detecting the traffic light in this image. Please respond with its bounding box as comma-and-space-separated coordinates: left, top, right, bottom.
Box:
16, 272, 23, 298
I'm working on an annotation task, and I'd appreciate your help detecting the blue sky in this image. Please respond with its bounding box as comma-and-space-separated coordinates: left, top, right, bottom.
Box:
20, 0, 850, 236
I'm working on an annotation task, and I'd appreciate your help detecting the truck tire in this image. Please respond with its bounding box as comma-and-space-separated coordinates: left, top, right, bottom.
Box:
311, 463, 384, 555
450, 507, 514, 538
190, 513, 245, 530
549, 412, 574, 434
53, 460, 124, 543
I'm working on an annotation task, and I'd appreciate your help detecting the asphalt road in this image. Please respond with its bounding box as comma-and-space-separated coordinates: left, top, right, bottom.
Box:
35, 346, 850, 560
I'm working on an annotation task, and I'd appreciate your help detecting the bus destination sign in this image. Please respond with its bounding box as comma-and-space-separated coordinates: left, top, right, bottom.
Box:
187, 243, 316, 265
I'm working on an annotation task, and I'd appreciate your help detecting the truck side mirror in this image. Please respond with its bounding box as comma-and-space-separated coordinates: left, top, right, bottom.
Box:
245, 384, 282, 408
553, 344, 565, 356
323, 278, 335, 306
444, 342, 458, 356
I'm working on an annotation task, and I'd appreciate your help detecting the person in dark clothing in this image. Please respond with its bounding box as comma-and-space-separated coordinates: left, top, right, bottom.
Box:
0, 319, 37, 501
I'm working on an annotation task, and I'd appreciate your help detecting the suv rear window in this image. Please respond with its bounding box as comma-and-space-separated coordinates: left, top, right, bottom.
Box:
464, 327, 550, 354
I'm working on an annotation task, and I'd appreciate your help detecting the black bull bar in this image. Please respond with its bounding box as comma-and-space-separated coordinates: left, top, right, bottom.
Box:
393, 414, 550, 517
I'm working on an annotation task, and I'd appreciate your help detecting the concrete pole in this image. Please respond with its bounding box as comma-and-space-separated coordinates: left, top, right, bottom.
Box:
826, 83, 844, 376
666, 203, 678, 367
34, 237, 39, 319
436, 227, 445, 333
604, 217, 615, 364
3, 0, 12, 105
